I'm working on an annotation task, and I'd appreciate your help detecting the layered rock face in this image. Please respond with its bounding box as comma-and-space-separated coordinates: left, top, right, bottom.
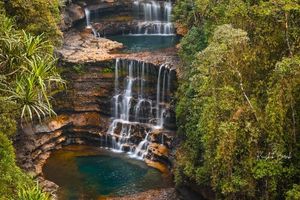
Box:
15, 62, 116, 188
60, 0, 133, 31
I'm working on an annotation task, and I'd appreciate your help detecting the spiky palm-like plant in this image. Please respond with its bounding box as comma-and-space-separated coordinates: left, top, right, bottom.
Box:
17, 182, 51, 200
0, 15, 65, 122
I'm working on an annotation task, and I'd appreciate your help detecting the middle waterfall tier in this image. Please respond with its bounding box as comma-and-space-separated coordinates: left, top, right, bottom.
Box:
106, 59, 176, 158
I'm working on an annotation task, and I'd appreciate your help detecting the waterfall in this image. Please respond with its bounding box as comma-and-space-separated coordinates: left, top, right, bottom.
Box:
84, 8, 91, 28
164, 1, 172, 22
156, 65, 163, 127
162, 69, 168, 102
131, 131, 150, 158
114, 59, 120, 118
167, 68, 173, 99
120, 61, 134, 121
84, 7, 101, 37
132, 0, 175, 35
106, 59, 174, 159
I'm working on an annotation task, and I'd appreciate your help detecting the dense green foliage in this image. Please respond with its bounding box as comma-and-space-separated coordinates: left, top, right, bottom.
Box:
0, 98, 29, 199
3, 0, 63, 45
17, 183, 51, 200
0, 130, 30, 199
0, 1, 63, 199
0, 98, 50, 200
0, 9, 64, 122
174, 0, 300, 199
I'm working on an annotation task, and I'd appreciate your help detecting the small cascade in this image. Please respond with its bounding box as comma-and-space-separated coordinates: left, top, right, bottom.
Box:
105, 59, 175, 159
84, 8, 91, 28
132, 0, 175, 35
167, 68, 173, 100
132, 131, 150, 158
114, 59, 120, 118
84, 7, 101, 37
156, 65, 163, 127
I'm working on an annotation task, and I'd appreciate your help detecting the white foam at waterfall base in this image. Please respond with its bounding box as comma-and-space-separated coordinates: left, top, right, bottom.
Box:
133, 21, 175, 36
105, 59, 174, 159
130, 131, 150, 159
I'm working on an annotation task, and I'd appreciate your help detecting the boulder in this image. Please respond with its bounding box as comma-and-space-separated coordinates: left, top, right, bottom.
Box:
61, 3, 85, 31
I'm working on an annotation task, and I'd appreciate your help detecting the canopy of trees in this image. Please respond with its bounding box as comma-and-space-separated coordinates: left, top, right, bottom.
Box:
174, 0, 300, 199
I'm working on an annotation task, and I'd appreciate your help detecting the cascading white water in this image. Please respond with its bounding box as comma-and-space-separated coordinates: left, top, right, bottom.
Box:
106, 59, 174, 159
121, 62, 134, 121
162, 69, 168, 102
164, 1, 172, 22
132, 0, 175, 35
84, 7, 101, 37
167, 68, 173, 100
131, 131, 150, 158
114, 59, 120, 118
84, 8, 91, 28
156, 65, 163, 127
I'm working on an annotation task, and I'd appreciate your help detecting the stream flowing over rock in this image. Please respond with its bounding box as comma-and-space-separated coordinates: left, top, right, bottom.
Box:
105, 59, 176, 160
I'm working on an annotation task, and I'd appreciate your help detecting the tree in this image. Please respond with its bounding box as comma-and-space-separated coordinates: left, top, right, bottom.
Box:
0, 130, 30, 199
3, 0, 63, 45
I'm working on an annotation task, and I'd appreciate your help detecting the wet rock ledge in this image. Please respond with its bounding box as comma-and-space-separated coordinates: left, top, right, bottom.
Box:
61, 0, 133, 31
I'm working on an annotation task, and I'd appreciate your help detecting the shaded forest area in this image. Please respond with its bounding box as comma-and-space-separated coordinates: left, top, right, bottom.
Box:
174, 0, 300, 199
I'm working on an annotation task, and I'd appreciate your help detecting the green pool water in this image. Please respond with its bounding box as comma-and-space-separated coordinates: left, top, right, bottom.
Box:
43, 146, 172, 200
107, 35, 180, 52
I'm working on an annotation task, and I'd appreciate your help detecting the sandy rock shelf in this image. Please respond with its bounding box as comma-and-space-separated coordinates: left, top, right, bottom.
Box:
57, 29, 124, 63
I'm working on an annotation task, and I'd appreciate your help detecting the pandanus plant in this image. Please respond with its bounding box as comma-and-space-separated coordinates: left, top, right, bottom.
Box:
1, 58, 65, 122
17, 181, 51, 200
0, 16, 65, 122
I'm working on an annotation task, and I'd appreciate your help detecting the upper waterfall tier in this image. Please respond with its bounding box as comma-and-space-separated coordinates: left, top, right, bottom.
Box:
81, 0, 176, 37
132, 0, 175, 35
133, 0, 172, 22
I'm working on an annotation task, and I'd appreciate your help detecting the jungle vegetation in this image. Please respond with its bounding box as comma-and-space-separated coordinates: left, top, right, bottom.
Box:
0, 0, 299, 199
0, 0, 64, 199
174, 0, 300, 199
